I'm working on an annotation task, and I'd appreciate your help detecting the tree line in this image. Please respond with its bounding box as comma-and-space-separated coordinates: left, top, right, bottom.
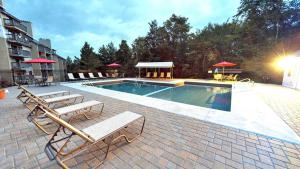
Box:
66, 0, 300, 83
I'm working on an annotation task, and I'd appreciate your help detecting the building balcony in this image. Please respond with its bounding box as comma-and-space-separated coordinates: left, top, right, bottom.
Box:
40, 63, 53, 70
38, 46, 52, 54
4, 19, 27, 33
8, 48, 31, 58
11, 62, 31, 70
6, 33, 30, 47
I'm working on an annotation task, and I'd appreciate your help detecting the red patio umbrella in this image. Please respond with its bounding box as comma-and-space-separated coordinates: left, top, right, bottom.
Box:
23, 58, 56, 63
23, 58, 56, 78
213, 61, 236, 75
107, 63, 121, 67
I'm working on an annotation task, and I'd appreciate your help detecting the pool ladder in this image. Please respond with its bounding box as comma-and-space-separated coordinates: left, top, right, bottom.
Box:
233, 78, 254, 90
82, 82, 94, 87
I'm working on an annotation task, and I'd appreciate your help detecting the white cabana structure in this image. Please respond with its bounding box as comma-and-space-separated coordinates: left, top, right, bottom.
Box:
282, 50, 300, 90
135, 62, 174, 78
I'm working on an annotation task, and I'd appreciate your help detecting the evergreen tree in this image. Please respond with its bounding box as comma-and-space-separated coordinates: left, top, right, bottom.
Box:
98, 42, 116, 65
79, 42, 100, 70
66, 56, 73, 72
107, 42, 117, 63
116, 40, 131, 64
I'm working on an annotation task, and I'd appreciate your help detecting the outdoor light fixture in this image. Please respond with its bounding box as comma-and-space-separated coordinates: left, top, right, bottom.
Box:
276, 55, 295, 70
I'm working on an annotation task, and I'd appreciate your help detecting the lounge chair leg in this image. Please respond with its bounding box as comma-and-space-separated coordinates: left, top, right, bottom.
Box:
100, 103, 104, 113
101, 116, 146, 160
83, 113, 91, 120
28, 106, 53, 134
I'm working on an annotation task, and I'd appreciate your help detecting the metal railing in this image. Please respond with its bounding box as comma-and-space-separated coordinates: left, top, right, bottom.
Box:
6, 33, 30, 45
38, 46, 52, 54
3, 19, 27, 32
233, 78, 255, 90
11, 62, 32, 70
8, 48, 31, 58
40, 64, 53, 70
0, 69, 67, 85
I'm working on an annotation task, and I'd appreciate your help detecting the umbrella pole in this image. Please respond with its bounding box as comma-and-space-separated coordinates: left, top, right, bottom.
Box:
222, 67, 225, 81
139, 68, 140, 78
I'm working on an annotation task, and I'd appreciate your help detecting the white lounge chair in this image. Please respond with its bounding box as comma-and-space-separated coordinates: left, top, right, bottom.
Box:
28, 99, 104, 134
43, 94, 84, 107
106, 73, 111, 78
160, 72, 165, 78
88, 73, 97, 79
97, 72, 106, 79
43, 108, 145, 169
23, 91, 84, 111
67, 73, 78, 81
16, 84, 70, 103
166, 72, 171, 79
36, 91, 70, 98
153, 72, 158, 78
79, 73, 88, 80
146, 72, 151, 78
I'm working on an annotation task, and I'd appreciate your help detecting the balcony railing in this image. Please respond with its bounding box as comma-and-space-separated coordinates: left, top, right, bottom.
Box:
8, 48, 31, 58
47, 64, 53, 70
6, 33, 30, 45
11, 62, 31, 70
4, 19, 27, 32
40, 63, 53, 70
38, 46, 52, 54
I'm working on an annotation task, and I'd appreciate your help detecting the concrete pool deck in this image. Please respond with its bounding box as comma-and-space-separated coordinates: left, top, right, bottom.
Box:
63, 78, 300, 144
1, 80, 300, 168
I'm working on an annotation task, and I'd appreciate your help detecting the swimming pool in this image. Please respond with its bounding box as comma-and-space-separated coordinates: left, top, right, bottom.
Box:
96, 81, 232, 111
98, 82, 169, 95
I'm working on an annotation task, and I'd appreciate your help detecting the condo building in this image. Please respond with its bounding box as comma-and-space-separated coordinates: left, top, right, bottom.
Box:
0, 0, 66, 85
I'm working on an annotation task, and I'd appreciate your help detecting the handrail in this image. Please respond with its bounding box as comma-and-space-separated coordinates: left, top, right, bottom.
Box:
233, 78, 255, 89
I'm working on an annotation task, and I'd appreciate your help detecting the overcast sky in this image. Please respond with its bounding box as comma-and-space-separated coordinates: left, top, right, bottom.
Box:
5, 0, 240, 58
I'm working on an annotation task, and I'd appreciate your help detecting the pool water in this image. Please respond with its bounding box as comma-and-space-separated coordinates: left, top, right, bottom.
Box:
97, 82, 168, 95
149, 85, 231, 111
96, 82, 232, 111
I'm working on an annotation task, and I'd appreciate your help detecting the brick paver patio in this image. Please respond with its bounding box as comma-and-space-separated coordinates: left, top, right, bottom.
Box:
1, 84, 300, 169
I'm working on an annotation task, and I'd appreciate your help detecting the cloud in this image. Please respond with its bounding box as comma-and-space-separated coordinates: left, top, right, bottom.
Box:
4, 0, 240, 58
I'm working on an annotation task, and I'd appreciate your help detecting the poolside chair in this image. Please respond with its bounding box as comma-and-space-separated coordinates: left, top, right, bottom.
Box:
166, 72, 171, 79
88, 73, 97, 79
115, 73, 119, 78
16, 85, 84, 111
45, 76, 54, 86
16, 84, 70, 102
146, 72, 151, 78
43, 105, 145, 169
28, 97, 104, 134
79, 73, 88, 80
106, 73, 111, 78
97, 72, 106, 79
213, 74, 222, 81
67, 73, 78, 81
160, 72, 165, 78
153, 72, 158, 78
232, 74, 238, 81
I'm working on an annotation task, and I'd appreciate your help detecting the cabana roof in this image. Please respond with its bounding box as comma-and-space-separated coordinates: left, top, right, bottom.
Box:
135, 62, 174, 68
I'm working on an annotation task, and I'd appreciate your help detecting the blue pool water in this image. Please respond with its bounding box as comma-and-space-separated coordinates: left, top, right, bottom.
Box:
98, 82, 168, 95
96, 82, 231, 111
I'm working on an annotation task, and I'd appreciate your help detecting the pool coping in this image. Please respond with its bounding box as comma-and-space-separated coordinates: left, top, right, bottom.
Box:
62, 78, 300, 144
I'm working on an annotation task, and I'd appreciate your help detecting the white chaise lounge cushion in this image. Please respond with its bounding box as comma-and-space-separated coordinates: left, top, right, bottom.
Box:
68, 73, 76, 79
55, 100, 102, 116
36, 91, 69, 97
44, 94, 82, 103
79, 73, 87, 79
89, 73, 97, 78
82, 111, 143, 141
